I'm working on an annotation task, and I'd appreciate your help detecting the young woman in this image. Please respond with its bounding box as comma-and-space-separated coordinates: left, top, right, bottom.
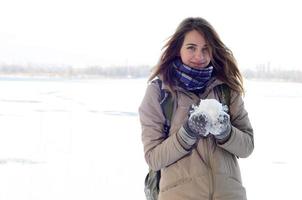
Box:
139, 17, 254, 200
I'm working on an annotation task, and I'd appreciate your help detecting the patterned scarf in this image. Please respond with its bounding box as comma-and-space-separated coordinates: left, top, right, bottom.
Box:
173, 59, 214, 91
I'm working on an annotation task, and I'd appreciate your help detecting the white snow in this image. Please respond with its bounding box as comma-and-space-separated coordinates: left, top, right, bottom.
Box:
0, 77, 302, 199
194, 99, 224, 122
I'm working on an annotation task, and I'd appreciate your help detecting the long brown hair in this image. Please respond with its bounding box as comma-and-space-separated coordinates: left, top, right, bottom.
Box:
149, 17, 244, 95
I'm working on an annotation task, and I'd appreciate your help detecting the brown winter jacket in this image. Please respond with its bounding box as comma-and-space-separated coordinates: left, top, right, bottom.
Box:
139, 77, 254, 200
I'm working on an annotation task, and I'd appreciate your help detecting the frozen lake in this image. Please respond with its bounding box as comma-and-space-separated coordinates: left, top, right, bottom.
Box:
0, 77, 301, 199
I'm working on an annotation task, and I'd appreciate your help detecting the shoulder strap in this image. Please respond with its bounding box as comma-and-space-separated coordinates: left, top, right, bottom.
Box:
216, 84, 231, 108
152, 79, 174, 138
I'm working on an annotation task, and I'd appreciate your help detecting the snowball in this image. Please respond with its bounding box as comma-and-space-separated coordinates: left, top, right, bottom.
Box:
193, 99, 224, 122
191, 99, 229, 136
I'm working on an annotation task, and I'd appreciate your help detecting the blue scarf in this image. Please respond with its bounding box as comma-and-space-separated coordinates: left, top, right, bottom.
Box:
173, 59, 213, 91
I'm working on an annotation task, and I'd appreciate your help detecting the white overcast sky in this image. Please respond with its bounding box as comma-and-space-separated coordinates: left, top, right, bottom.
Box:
0, 0, 301, 69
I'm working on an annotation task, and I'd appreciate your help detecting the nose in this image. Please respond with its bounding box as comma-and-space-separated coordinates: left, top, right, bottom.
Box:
194, 50, 204, 62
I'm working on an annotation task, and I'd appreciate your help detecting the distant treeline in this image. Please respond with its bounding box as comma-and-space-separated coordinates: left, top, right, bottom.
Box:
242, 68, 302, 82
0, 64, 152, 78
0, 64, 301, 82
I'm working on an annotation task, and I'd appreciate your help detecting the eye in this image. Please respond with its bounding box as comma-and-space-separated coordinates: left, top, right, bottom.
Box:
202, 47, 209, 53
187, 46, 196, 51
202, 47, 208, 51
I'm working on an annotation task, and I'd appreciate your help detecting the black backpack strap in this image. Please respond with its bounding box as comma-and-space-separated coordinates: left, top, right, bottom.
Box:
145, 79, 174, 200
152, 79, 174, 138
216, 84, 231, 108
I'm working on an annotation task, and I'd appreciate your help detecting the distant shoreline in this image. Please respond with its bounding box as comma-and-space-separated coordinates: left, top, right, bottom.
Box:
0, 74, 147, 82
0, 74, 301, 84
1, 65, 301, 83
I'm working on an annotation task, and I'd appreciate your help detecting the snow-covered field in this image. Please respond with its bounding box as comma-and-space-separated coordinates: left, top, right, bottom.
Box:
0, 77, 301, 199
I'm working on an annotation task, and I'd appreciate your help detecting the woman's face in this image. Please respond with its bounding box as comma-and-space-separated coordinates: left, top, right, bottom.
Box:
180, 30, 211, 69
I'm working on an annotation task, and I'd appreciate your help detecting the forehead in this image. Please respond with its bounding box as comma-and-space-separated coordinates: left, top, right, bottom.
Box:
183, 30, 207, 45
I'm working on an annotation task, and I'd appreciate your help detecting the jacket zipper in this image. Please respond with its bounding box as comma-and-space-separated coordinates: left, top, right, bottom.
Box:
189, 92, 215, 199
205, 138, 215, 200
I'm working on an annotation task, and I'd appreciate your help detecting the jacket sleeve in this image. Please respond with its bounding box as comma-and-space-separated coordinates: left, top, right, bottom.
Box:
218, 90, 254, 158
139, 82, 190, 171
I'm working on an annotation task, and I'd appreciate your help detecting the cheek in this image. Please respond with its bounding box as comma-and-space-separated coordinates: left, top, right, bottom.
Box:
180, 51, 192, 62
180, 56, 191, 66
207, 51, 213, 61
206, 52, 212, 60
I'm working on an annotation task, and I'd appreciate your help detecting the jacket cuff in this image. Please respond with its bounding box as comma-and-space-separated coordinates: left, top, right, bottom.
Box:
177, 126, 197, 150
215, 123, 231, 143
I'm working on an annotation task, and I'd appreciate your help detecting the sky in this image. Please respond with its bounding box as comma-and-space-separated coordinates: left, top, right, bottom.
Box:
0, 0, 301, 70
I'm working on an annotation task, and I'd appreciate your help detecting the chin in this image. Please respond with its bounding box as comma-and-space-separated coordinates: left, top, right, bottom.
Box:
189, 62, 209, 69
191, 65, 206, 69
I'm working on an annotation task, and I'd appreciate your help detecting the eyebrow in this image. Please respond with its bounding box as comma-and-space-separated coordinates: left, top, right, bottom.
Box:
185, 43, 197, 46
185, 43, 208, 47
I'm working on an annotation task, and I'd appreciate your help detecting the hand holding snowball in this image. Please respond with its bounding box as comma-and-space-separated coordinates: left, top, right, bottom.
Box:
188, 99, 231, 141
178, 105, 210, 147
179, 99, 231, 147
210, 111, 231, 141
183, 107, 211, 137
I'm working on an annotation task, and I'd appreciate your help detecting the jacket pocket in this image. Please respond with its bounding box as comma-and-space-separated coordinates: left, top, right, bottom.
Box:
222, 150, 243, 183
214, 175, 247, 200
214, 148, 242, 181
160, 161, 180, 192
160, 158, 194, 193
160, 177, 192, 193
